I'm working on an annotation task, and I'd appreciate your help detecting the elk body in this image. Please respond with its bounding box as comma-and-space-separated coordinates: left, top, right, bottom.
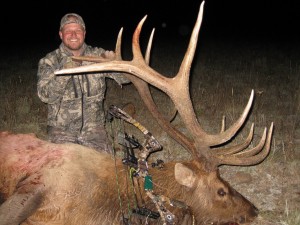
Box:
0, 131, 263, 225
0, 1, 273, 225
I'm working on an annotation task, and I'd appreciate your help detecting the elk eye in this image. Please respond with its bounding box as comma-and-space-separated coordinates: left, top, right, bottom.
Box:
217, 188, 227, 197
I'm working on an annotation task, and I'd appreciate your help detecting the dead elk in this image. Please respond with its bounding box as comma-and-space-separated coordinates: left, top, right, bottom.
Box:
56, 1, 274, 224
0, 1, 273, 225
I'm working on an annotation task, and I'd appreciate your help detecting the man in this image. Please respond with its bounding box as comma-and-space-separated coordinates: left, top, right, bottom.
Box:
37, 13, 130, 153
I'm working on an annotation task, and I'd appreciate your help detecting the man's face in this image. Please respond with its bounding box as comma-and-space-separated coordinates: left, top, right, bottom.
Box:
59, 23, 86, 53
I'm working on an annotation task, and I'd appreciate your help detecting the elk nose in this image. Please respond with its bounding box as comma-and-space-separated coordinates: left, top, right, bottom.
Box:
250, 205, 259, 217
239, 216, 246, 224
238, 206, 259, 224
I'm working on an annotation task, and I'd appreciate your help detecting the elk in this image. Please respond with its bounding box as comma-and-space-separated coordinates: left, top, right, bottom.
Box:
0, 1, 273, 225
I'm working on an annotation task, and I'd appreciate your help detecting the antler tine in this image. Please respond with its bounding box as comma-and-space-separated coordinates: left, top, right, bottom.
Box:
178, 0, 205, 83
220, 116, 226, 133
132, 15, 148, 61
145, 29, 155, 65
215, 123, 254, 155
234, 127, 267, 157
216, 123, 274, 166
195, 90, 254, 150
115, 28, 123, 60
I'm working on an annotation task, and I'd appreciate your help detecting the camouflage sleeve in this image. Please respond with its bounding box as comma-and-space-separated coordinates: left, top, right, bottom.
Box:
105, 72, 131, 86
37, 56, 71, 104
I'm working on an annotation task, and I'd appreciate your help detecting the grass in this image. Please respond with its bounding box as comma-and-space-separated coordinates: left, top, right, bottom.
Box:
0, 46, 48, 137
253, 208, 300, 225
0, 37, 299, 224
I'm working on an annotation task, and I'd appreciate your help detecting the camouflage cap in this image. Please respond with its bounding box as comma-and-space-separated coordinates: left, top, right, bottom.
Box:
60, 13, 86, 30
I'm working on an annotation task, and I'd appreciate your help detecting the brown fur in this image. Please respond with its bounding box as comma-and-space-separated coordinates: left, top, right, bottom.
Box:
0, 132, 258, 225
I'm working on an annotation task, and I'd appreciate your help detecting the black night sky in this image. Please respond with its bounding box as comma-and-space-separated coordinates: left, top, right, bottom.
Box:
1, 0, 299, 48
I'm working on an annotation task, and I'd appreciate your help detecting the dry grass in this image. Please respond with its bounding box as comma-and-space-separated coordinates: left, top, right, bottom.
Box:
0, 38, 299, 224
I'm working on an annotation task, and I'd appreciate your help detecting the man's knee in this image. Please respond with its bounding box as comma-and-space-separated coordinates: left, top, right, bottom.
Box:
47, 126, 77, 144
79, 126, 112, 153
80, 139, 112, 153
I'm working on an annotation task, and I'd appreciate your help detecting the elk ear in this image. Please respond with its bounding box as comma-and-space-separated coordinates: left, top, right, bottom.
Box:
174, 163, 196, 188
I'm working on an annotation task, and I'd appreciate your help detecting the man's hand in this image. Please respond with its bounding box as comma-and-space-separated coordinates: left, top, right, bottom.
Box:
100, 50, 116, 60
63, 57, 82, 69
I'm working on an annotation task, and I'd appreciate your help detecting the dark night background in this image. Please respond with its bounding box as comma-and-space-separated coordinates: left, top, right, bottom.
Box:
1, 0, 299, 48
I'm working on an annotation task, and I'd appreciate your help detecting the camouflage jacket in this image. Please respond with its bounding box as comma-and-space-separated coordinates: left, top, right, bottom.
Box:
37, 43, 130, 132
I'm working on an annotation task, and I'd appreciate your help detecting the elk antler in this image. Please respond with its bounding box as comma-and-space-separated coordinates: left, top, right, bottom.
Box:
55, 1, 273, 170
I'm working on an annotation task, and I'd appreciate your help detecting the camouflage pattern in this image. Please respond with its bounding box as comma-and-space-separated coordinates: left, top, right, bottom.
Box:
37, 43, 130, 152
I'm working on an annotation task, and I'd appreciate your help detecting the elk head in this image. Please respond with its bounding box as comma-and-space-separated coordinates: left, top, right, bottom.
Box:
55, 1, 273, 224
